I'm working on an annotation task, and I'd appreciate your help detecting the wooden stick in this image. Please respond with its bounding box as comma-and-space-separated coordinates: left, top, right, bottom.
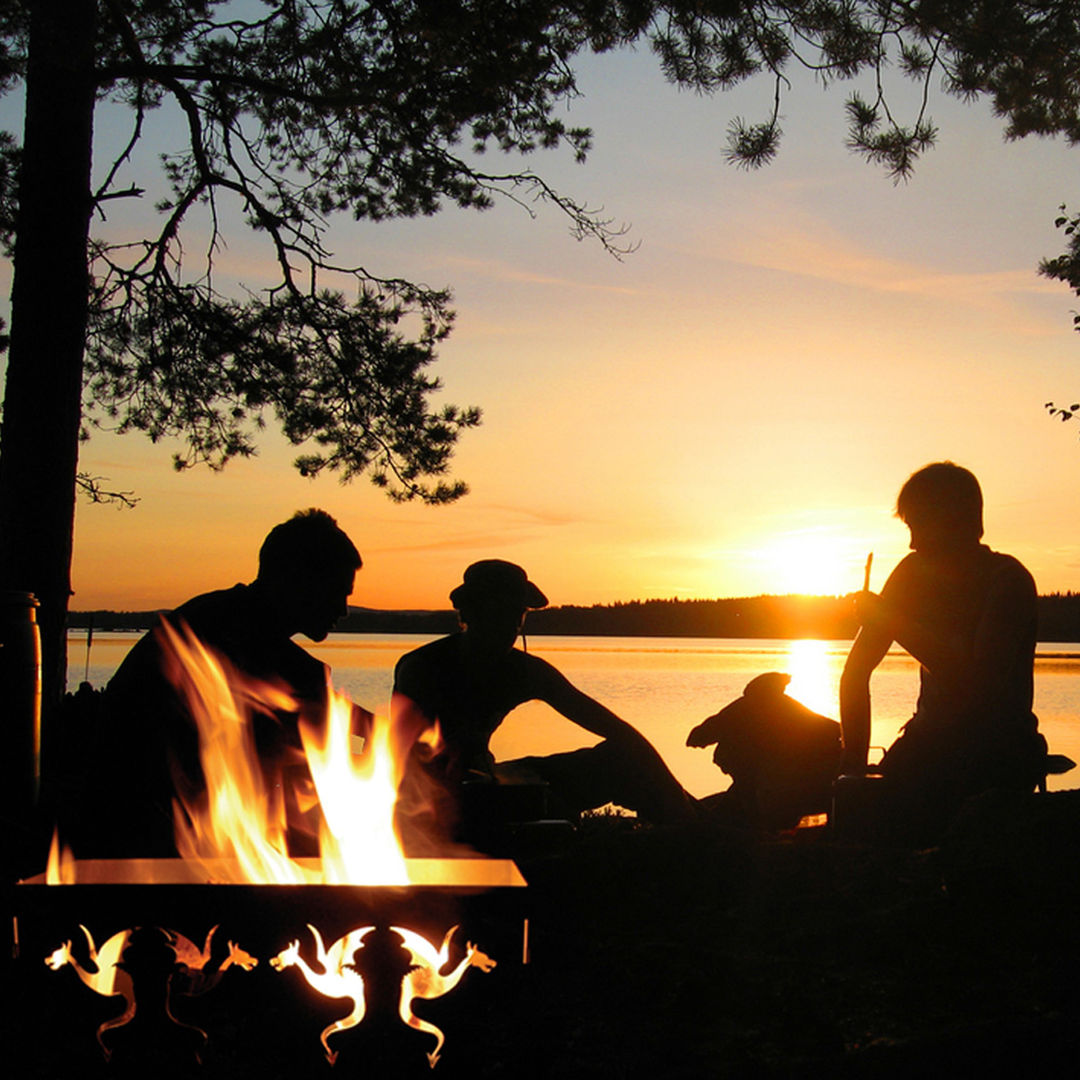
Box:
83, 612, 95, 683
863, 552, 873, 593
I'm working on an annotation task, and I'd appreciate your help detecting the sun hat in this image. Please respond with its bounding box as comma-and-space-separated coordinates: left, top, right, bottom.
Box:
449, 560, 548, 610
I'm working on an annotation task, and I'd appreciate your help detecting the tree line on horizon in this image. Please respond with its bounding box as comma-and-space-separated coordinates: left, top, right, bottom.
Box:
69, 592, 1080, 644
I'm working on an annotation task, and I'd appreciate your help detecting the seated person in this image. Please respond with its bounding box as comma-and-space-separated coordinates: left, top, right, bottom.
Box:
393, 560, 694, 837
85, 508, 363, 855
840, 462, 1045, 842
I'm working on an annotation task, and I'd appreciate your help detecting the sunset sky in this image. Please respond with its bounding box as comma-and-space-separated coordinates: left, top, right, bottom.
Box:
13, 45, 1080, 613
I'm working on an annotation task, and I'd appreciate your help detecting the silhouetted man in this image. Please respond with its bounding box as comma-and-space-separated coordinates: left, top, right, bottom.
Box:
90, 509, 362, 855
840, 463, 1045, 841
393, 560, 694, 836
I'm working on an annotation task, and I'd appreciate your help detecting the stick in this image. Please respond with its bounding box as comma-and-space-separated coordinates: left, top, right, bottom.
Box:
83, 613, 94, 683
862, 552, 873, 593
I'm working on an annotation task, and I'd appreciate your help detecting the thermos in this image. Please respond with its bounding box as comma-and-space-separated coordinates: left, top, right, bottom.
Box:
831, 772, 885, 841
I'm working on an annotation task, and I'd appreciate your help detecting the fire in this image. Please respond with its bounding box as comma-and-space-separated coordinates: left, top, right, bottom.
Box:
32, 625, 524, 1070
46, 827, 75, 885
300, 690, 410, 885
161, 619, 440, 885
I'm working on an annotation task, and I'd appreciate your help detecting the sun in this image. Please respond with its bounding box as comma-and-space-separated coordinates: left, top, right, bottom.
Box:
753, 531, 862, 596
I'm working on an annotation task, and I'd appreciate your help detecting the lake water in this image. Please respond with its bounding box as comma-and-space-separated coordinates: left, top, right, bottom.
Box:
69, 632, 1080, 799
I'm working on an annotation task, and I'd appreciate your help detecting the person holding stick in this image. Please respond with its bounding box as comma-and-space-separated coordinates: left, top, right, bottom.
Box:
839, 462, 1046, 841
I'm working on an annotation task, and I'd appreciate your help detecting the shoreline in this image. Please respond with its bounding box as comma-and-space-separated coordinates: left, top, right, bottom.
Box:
62, 593, 1080, 644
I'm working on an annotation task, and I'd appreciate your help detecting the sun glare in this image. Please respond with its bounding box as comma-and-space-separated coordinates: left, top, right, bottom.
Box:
785, 639, 836, 718
752, 532, 862, 596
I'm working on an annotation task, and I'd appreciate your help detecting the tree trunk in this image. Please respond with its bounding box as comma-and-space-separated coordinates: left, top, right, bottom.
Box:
0, 0, 96, 713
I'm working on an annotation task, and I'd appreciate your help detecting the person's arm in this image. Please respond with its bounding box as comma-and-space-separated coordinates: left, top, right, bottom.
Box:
840, 622, 890, 774
392, 649, 441, 724
530, 656, 686, 782
531, 657, 642, 743
530, 656, 693, 821
839, 563, 912, 772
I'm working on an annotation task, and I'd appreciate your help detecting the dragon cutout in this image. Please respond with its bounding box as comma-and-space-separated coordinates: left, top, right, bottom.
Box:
45, 925, 136, 1060
271, 923, 496, 1067
394, 924, 497, 1067
44, 924, 257, 1060
271, 924, 375, 1065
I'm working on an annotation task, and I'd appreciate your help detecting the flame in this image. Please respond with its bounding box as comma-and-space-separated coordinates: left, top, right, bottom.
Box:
301, 691, 409, 885
416, 719, 443, 754
46, 827, 75, 884
159, 619, 440, 885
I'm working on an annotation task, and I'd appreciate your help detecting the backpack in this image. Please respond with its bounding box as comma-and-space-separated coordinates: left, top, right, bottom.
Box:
687, 672, 842, 828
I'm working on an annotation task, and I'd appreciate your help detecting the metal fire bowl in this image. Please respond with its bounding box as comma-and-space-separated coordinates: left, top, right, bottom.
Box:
9, 858, 528, 1075
16, 856, 527, 951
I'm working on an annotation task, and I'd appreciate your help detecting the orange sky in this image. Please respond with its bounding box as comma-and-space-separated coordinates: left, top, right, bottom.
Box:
43, 49, 1080, 612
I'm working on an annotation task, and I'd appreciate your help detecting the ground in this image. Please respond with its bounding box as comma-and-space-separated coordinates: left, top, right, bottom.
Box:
8, 789, 1080, 1077
480, 789, 1080, 1078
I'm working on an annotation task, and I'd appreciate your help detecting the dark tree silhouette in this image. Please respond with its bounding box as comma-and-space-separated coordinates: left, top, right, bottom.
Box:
1043, 205, 1080, 429
3, 1, 1080, 709
0, 0, 622, 706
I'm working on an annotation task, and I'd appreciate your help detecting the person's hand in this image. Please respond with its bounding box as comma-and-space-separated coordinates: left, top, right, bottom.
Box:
853, 590, 886, 628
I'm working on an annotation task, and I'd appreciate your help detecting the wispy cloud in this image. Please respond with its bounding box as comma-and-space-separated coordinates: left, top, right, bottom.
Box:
480, 503, 585, 527
439, 254, 640, 295
363, 502, 584, 556
730, 223, 1055, 301
665, 208, 1060, 315
365, 532, 531, 556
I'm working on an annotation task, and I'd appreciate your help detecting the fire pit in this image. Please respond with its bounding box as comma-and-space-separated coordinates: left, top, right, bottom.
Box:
14, 857, 527, 1072
10, 624, 532, 1072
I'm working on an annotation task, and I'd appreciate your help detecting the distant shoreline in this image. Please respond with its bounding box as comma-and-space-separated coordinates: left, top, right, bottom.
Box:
67, 591, 1080, 643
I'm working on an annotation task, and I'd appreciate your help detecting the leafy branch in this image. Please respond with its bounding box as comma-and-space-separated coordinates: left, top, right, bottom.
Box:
74, 472, 139, 509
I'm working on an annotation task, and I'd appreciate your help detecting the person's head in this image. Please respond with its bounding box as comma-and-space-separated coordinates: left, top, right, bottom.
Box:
449, 560, 547, 656
256, 509, 362, 640
896, 462, 984, 553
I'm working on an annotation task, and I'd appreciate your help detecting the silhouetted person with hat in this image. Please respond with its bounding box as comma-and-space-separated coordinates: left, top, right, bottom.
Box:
83, 509, 363, 855
840, 463, 1045, 842
393, 560, 694, 835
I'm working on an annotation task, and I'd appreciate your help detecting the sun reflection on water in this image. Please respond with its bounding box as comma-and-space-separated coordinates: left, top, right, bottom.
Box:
784, 639, 836, 718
